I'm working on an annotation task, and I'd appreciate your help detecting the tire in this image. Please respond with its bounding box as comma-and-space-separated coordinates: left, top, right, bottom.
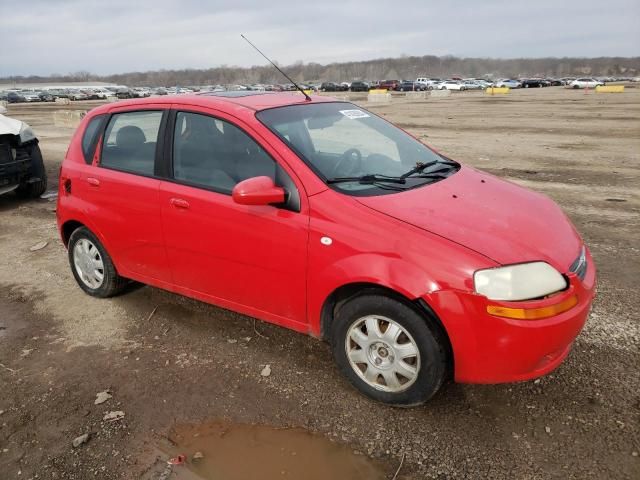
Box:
68, 227, 128, 298
524, 84, 529, 88
331, 294, 448, 406
15, 143, 47, 198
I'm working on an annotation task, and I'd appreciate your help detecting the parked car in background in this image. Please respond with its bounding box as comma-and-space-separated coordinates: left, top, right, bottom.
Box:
438, 80, 466, 91
115, 88, 136, 99
461, 81, 483, 90
379, 80, 400, 91
91, 88, 115, 99
37, 91, 56, 102
416, 77, 439, 89
68, 90, 89, 101
82, 90, 101, 100
57, 92, 596, 406
7, 92, 26, 103
546, 79, 565, 86
320, 82, 342, 92
495, 79, 522, 88
48, 89, 69, 99
569, 78, 604, 89
5, 91, 24, 103
521, 79, 547, 88
349, 81, 370, 92
399, 81, 426, 92
133, 87, 151, 98
473, 79, 493, 88
21, 91, 42, 102
0, 104, 47, 197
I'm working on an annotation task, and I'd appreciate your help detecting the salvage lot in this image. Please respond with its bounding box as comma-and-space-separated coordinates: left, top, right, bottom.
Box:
0, 87, 638, 479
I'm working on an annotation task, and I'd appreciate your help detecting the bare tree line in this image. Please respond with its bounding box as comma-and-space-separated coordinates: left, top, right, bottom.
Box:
3, 55, 639, 86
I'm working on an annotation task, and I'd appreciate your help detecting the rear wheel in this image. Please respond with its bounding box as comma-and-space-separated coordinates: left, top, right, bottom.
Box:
68, 227, 128, 298
331, 294, 448, 406
15, 143, 47, 198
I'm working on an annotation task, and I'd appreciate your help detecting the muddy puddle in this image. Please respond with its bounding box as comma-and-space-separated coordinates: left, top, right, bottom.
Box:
151, 420, 388, 480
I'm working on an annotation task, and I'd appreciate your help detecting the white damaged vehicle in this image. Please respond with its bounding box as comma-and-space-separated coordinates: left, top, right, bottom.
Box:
0, 105, 47, 197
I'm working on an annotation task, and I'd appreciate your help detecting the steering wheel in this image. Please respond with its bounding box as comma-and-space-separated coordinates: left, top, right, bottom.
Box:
331, 148, 363, 177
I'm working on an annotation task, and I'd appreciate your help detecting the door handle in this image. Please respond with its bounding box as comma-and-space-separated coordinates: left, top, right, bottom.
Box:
87, 177, 100, 187
170, 198, 190, 209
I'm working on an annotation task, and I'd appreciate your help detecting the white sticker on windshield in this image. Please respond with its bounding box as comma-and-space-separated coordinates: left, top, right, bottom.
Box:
339, 109, 370, 119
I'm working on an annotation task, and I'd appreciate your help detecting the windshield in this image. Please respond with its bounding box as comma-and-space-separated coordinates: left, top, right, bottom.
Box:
256, 102, 458, 196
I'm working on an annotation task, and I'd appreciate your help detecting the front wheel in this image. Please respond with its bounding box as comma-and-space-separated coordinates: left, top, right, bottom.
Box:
331, 294, 448, 406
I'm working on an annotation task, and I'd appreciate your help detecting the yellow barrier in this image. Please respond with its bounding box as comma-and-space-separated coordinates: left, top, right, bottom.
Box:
485, 87, 510, 94
369, 89, 388, 94
595, 85, 624, 93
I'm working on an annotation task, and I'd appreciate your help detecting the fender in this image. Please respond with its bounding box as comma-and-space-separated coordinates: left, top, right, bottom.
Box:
308, 253, 448, 336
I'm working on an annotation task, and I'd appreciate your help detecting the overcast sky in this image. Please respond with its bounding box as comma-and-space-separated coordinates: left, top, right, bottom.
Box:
2, 0, 639, 76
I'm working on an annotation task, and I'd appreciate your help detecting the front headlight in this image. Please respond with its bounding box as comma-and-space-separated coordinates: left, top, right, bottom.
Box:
474, 262, 567, 301
19, 122, 36, 144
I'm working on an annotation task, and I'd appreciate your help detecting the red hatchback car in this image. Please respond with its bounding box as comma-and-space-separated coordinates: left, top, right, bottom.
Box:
57, 92, 596, 405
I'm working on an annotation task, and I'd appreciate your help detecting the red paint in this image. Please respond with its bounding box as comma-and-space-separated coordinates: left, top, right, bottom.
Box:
232, 176, 286, 206
57, 93, 596, 384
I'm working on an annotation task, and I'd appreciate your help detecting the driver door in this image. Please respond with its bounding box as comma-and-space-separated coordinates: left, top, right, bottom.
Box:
159, 108, 310, 329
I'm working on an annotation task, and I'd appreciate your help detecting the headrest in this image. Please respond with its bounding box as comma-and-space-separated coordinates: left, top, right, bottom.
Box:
116, 126, 146, 149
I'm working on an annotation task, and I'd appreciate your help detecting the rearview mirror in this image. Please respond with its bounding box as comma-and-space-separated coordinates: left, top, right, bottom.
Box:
232, 176, 286, 206
307, 115, 339, 130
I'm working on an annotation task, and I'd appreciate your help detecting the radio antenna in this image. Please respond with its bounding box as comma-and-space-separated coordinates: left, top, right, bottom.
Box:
241, 34, 312, 102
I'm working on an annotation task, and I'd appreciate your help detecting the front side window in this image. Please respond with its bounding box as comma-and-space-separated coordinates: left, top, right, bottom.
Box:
101, 111, 163, 176
257, 102, 459, 196
172, 111, 276, 192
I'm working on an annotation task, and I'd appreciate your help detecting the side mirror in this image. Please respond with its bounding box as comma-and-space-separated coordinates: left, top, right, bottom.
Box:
232, 176, 286, 206
0, 105, 7, 115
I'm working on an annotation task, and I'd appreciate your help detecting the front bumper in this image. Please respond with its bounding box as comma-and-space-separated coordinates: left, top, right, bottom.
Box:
426, 249, 596, 384
0, 141, 31, 188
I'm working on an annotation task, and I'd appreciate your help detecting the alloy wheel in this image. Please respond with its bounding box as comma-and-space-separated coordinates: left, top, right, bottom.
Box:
345, 315, 421, 392
73, 238, 105, 289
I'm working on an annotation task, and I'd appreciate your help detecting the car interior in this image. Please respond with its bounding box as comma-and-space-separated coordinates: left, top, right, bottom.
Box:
173, 112, 276, 192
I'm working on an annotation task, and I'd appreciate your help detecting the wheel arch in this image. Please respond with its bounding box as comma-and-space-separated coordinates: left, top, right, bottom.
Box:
61, 219, 86, 247
319, 282, 454, 376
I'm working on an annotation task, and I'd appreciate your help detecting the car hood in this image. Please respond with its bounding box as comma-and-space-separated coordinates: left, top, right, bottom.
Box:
0, 114, 23, 136
356, 166, 581, 271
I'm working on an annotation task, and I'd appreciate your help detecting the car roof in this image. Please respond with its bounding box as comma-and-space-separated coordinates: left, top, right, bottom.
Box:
91, 91, 336, 116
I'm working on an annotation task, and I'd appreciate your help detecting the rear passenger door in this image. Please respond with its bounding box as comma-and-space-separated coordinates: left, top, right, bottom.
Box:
82, 108, 172, 283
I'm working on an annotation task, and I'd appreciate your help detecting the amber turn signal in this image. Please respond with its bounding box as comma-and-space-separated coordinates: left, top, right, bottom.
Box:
487, 295, 578, 320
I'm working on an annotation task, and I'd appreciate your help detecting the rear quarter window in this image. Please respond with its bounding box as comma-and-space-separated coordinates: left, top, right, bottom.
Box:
81, 115, 105, 164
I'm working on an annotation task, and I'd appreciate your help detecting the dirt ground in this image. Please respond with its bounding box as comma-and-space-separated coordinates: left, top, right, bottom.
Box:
1, 87, 639, 479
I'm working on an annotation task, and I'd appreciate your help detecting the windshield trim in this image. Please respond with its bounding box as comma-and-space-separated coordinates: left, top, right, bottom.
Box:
256, 101, 458, 196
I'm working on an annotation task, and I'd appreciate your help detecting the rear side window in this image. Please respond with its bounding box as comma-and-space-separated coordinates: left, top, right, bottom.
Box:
100, 111, 163, 176
81, 115, 105, 164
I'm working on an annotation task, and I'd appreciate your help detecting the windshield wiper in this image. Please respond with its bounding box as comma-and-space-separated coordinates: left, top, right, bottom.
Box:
327, 172, 450, 187
401, 159, 458, 178
327, 174, 407, 185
